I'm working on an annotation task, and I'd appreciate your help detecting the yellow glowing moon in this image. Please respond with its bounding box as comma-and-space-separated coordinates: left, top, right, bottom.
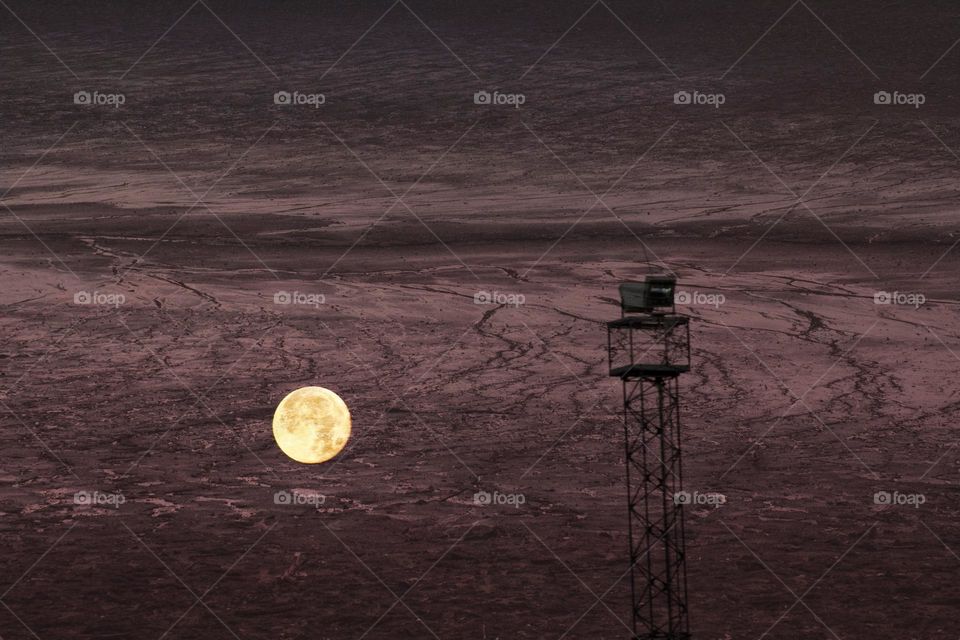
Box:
272, 386, 351, 464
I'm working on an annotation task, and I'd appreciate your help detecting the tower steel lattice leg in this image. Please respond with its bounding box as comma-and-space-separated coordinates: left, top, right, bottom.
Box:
621, 374, 689, 640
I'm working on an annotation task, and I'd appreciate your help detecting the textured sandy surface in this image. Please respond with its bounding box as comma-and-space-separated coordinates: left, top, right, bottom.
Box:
2, 2, 960, 639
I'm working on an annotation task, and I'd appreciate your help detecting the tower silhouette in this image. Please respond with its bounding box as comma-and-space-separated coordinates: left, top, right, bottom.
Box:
607, 275, 691, 640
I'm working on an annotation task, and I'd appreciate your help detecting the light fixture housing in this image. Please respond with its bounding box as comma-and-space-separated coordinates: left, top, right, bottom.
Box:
618, 275, 677, 314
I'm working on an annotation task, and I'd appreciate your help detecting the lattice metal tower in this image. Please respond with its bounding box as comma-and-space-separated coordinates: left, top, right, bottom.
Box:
607, 275, 691, 640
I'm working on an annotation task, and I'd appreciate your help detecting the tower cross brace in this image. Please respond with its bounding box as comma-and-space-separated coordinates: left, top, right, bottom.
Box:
608, 277, 692, 640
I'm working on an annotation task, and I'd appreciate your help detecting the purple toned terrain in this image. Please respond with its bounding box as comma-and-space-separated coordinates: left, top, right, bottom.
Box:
2, 2, 960, 638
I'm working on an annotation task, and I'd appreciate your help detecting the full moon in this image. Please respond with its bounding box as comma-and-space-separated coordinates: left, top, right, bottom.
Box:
272, 386, 351, 464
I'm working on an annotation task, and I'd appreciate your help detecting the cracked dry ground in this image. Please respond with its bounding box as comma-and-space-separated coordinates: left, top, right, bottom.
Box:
2, 203, 959, 638
4, 2, 960, 635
